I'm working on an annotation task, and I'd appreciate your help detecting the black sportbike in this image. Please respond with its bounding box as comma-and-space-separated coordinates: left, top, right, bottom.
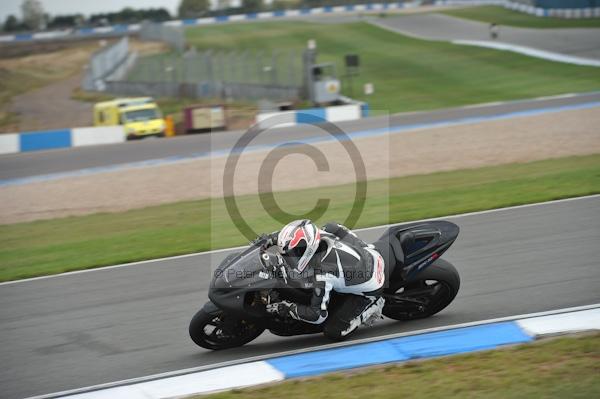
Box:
189, 221, 460, 350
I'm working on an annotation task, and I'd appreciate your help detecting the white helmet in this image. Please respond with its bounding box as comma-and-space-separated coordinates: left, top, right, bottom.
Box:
277, 220, 321, 273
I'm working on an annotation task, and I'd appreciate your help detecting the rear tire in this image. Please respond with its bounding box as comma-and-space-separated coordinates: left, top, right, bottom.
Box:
189, 307, 264, 350
383, 259, 460, 321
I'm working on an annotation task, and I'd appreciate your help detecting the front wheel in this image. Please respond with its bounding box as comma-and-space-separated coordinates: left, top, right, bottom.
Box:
189, 306, 265, 350
383, 259, 460, 321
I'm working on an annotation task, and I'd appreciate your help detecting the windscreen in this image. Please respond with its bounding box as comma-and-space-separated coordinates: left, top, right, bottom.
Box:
123, 108, 159, 122
215, 247, 268, 287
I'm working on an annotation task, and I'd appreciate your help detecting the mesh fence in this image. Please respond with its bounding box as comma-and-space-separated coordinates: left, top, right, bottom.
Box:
116, 49, 303, 101
128, 50, 303, 85
104, 80, 301, 101
139, 21, 185, 52
82, 37, 130, 91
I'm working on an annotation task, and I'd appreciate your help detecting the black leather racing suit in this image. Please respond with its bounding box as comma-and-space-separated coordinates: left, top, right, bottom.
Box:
266, 222, 386, 339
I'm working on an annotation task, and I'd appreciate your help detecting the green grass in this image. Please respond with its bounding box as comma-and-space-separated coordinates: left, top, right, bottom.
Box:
1, 154, 599, 282
0, 66, 65, 131
441, 5, 600, 29
0, 43, 98, 132
201, 333, 600, 399
172, 21, 600, 113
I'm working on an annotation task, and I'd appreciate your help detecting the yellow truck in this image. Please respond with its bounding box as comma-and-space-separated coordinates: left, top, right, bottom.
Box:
93, 97, 165, 139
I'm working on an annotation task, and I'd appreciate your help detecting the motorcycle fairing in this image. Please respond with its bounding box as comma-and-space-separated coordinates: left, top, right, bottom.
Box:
377, 221, 459, 281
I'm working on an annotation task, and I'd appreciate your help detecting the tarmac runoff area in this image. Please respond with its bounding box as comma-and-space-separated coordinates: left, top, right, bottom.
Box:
0, 103, 599, 224
2, 196, 599, 398
370, 13, 600, 64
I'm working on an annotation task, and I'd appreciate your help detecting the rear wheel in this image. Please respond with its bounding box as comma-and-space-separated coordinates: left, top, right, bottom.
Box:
189, 308, 265, 350
383, 259, 460, 321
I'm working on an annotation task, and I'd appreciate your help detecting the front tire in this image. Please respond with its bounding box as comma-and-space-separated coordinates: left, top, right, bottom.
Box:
383, 259, 460, 321
189, 307, 265, 350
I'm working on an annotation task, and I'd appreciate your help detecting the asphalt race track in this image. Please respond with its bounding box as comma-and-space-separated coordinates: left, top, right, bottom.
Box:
1, 196, 599, 398
1, 92, 599, 182
372, 13, 600, 60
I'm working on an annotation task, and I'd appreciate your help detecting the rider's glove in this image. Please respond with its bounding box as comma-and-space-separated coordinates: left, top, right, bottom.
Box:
250, 234, 266, 247
266, 300, 296, 318
251, 232, 278, 249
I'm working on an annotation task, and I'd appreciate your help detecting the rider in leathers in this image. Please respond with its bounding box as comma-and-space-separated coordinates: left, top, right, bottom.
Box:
257, 219, 386, 340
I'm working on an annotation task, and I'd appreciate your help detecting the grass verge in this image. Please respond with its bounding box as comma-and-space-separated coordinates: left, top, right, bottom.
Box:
140, 20, 600, 113
0, 39, 167, 133
0, 154, 599, 282
0, 43, 100, 132
441, 6, 600, 28
201, 333, 600, 399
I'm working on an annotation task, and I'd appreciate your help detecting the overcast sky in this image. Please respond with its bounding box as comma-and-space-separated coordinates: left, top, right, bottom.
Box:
0, 0, 182, 22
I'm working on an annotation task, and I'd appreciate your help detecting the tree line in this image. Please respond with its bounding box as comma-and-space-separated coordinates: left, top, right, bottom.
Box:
3, 5, 172, 32
3, 0, 404, 32
178, 0, 402, 18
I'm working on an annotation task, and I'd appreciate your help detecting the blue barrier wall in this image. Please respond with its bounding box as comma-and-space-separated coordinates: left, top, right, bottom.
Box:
19, 130, 71, 152
296, 108, 327, 124
536, 0, 598, 8
0, 126, 126, 155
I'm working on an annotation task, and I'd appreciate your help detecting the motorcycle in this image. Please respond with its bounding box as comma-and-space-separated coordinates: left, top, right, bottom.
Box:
189, 221, 460, 350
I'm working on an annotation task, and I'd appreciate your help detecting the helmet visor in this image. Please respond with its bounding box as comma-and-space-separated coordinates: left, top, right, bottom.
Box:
283, 241, 306, 269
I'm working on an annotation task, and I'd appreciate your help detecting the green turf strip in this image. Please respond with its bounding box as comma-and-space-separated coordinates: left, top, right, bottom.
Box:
0, 154, 599, 282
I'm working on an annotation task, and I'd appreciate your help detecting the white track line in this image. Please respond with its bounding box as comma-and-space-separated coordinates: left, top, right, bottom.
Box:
391, 91, 597, 114
454, 40, 600, 67
1, 194, 598, 287
370, 20, 600, 67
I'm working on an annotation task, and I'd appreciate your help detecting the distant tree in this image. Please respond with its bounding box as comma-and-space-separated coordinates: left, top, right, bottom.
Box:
242, 0, 263, 13
272, 0, 300, 11
48, 14, 84, 29
21, 0, 45, 30
301, 0, 323, 8
215, 0, 233, 11
178, 0, 211, 18
119, 7, 136, 23
3, 15, 21, 32
147, 8, 171, 21
87, 8, 171, 26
